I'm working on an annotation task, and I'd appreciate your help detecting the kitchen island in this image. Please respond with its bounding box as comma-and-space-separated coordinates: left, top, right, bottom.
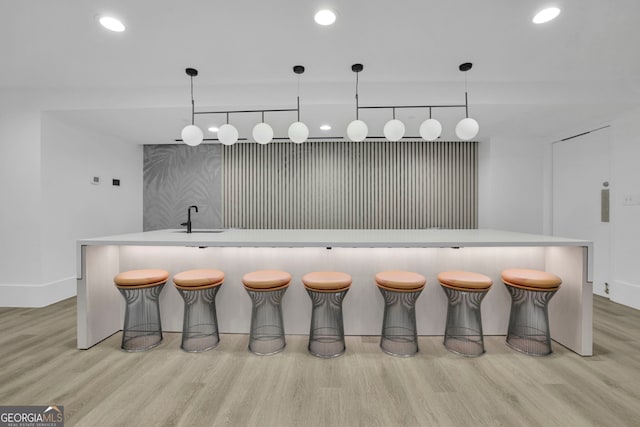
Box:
76, 229, 593, 355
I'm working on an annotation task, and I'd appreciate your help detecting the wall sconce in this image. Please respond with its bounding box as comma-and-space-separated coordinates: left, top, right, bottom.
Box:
348, 62, 480, 141
178, 66, 308, 146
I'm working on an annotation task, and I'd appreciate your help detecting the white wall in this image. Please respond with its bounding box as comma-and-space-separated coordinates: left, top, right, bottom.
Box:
0, 108, 43, 286
478, 136, 544, 233
609, 108, 640, 309
0, 105, 143, 307
39, 113, 143, 305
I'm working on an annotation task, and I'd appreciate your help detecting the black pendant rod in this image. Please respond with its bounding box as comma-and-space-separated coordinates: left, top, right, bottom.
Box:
465, 92, 469, 118
185, 68, 199, 125
190, 76, 195, 125
355, 71, 360, 120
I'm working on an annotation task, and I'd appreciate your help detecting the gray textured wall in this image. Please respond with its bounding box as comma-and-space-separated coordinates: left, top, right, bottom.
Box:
143, 144, 222, 231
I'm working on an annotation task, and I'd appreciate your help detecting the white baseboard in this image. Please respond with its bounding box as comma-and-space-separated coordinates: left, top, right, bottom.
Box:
0, 276, 76, 307
610, 280, 640, 310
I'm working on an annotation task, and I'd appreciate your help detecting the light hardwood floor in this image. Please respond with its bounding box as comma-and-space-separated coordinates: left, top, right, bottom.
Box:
1, 296, 639, 426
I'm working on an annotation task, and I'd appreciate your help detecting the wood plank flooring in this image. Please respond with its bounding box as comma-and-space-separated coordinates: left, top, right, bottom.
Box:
1, 296, 639, 426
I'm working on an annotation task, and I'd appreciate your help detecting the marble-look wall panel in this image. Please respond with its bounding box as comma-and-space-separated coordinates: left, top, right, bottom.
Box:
143, 144, 222, 231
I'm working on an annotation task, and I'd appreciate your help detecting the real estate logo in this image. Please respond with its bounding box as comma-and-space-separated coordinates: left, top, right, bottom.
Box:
0, 406, 64, 427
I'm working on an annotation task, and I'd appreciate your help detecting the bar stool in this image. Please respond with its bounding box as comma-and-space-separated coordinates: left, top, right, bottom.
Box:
174, 269, 225, 352
438, 271, 492, 357
375, 270, 426, 357
114, 269, 169, 352
502, 268, 562, 356
242, 270, 291, 355
302, 271, 352, 358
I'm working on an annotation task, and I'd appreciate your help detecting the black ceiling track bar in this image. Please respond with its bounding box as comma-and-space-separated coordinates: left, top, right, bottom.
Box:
174, 136, 474, 142
175, 136, 346, 142
193, 108, 298, 115
358, 104, 466, 110
175, 138, 249, 142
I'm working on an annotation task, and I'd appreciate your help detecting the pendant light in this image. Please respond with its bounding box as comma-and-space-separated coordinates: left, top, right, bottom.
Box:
181, 68, 204, 146
419, 108, 442, 141
383, 108, 405, 141
218, 113, 239, 146
455, 62, 479, 141
346, 63, 368, 142
252, 111, 274, 144
288, 65, 309, 143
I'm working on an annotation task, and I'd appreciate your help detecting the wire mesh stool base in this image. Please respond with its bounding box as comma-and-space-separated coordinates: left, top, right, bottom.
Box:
307, 288, 349, 358
118, 283, 165, 352
378, 287, 423, 357
246, 287, 288, 355
505, 284, 558, 356
177, 286, 221, 352
442, 286, 488, 357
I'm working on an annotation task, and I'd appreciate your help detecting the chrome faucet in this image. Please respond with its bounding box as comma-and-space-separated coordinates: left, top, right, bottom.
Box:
181, 205, 198, 233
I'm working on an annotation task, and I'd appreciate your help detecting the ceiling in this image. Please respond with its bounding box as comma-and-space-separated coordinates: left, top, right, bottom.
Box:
2, 0, 640, 144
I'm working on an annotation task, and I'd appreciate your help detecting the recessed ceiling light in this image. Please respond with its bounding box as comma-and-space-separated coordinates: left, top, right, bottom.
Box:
98, 16, 125, 32
314, 9, 336, 26
208, 126, 219, 133
533, 7, 560, 24
320, 124, 332, 131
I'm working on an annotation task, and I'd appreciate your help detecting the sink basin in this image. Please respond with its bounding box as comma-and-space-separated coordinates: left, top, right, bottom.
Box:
174, 229, 227, 233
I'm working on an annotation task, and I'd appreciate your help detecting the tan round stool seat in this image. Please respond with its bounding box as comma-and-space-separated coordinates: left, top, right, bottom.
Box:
375, 270, 426, 292
114, 269, 170, 288
302, 271, 352, 292
438, 271, 492, 291
174, 269, 224, 290
502, 269, 561, 291
242, 270, 291, 291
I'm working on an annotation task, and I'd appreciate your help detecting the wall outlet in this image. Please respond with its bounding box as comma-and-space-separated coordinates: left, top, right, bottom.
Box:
90, 176, 100, 185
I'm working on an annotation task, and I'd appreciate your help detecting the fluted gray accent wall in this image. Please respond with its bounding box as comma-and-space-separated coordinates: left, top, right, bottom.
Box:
143, 144, 222, 231
221, 141, 477, 229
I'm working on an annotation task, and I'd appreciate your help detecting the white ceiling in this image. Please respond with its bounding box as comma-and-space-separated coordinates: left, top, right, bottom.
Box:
2, 0, 640, 144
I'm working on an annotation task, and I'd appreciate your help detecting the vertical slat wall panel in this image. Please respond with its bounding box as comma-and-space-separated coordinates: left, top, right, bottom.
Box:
222, 141, 477, 229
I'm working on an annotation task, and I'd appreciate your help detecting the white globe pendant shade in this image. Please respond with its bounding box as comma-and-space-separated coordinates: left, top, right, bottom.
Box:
455, 117, 479, 140
347, 120, 368, 142
253, 122, 274, 144
419, 119, 442, 141
288, 121, 309, 144
217, 124, 239, 146
181, 125, 203, 146
383, 119, 406, 141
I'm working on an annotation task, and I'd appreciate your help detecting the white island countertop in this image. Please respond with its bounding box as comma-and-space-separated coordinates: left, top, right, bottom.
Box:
76, 228, 593, 355
78, 228, 591, 248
